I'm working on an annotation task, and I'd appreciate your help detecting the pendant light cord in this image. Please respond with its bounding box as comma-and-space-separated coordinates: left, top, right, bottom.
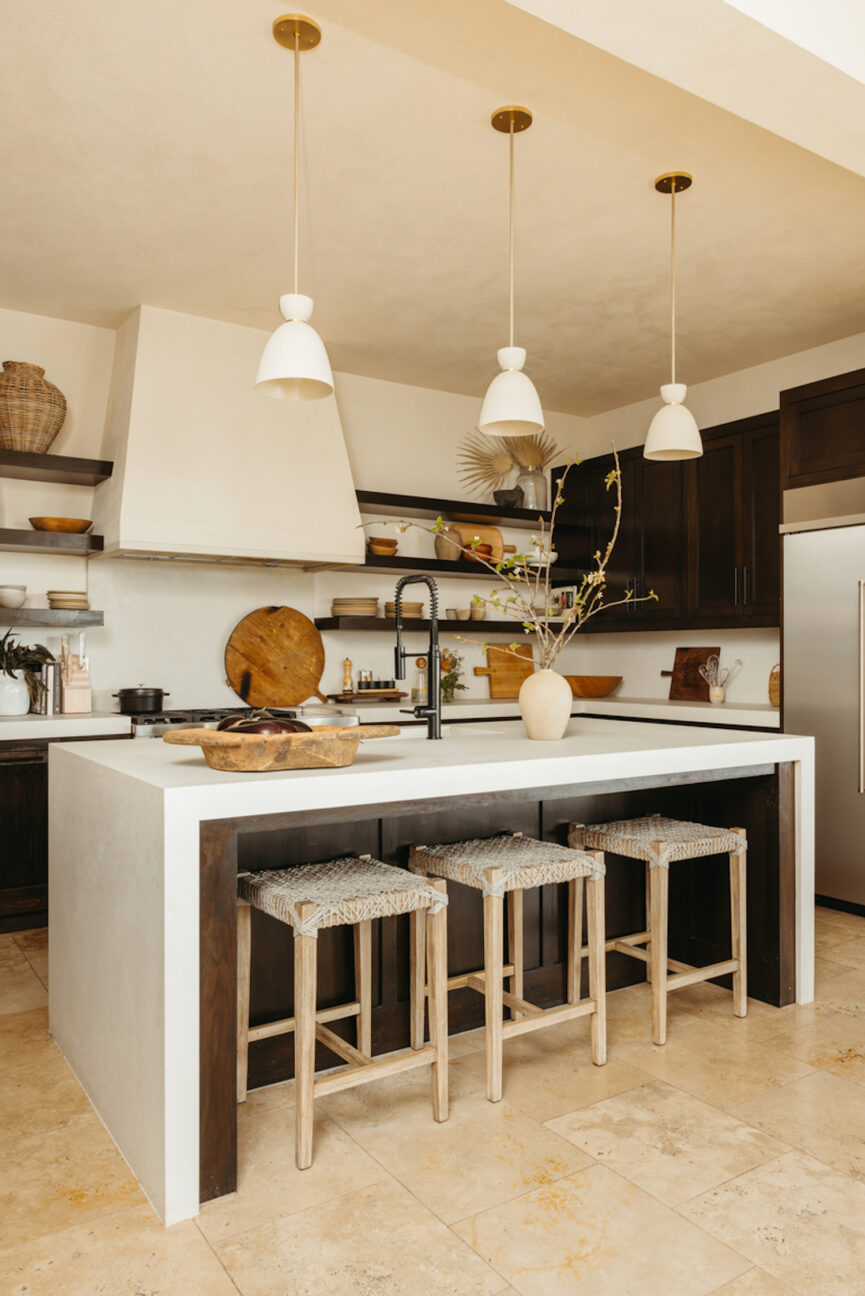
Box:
670, 180, 677, 386
508, 120, 515, 349
293, 32, 300, 295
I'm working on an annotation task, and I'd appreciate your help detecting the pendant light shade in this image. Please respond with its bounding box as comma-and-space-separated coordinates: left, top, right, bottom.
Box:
257, 15, 333, 402
644, 172, 702, 461
256, 293, 333, 400
479, 107, 544, 439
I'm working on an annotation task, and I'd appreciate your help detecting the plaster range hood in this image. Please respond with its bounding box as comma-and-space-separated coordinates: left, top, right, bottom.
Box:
92, 305, 365, 566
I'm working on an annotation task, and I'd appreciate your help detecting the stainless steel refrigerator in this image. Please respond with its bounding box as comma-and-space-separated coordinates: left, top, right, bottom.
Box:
784, 521, 865, 905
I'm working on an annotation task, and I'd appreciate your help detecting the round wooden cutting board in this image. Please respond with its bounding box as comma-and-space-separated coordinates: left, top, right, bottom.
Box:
225, 606, 327, 707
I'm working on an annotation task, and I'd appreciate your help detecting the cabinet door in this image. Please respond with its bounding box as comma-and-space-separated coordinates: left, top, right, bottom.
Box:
742, 419, 781, 618
781, 367, 865, 489
639, 458, 686, 620
689, 434, 744, 620
582, 451, 642, 623
0, 747, 48, 929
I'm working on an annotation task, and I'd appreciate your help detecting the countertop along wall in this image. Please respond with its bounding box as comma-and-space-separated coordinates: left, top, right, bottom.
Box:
4, 304, 861, 710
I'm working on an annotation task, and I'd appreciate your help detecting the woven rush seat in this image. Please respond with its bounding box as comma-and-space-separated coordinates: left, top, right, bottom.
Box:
571, 816, 747, 868
569, 814, 748, 1046
410, 832, 606, 894
238, 856, 447, 936
237, 855, 449, 1170
410, 832, 607, 1102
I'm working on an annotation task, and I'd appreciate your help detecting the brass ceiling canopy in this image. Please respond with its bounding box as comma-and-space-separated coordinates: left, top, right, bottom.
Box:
491, 106, 533, 134
272, 14, 322, 49
654, 171, 693, 195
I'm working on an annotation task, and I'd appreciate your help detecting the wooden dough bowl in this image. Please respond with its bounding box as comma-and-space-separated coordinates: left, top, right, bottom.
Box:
563, 675, 623, 698
163, 724, 400, 772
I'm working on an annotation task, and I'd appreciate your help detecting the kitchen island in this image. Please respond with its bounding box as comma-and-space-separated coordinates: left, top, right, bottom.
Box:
48, 718, 814, 1224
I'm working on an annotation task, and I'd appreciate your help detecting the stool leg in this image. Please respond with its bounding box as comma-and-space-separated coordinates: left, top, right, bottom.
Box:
649, 859, 669, 1046
293, 902, 318, 1171
410, 908, 427, 1049
644, 862, 653, 984
426, 881, 449, 1122
354, 919, 372, 1057
236, 900, 251, 1103
483, 867, 505, 1103
507, 889, 524, 1018
586, 861, 607, 1066
566, 877, 584, 1004
730, 829, 748, 1018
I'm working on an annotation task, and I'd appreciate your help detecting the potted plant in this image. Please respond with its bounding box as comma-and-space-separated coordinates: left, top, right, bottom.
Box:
371, 450, 656, 739
440, 650, 467, 704
0, 629, 54, 716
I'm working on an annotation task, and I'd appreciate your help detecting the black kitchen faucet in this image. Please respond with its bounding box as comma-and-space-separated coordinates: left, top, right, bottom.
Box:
393, 574, 442, 739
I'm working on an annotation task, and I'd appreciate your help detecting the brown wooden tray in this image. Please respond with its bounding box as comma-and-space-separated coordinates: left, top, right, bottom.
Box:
163, 724, 399, 772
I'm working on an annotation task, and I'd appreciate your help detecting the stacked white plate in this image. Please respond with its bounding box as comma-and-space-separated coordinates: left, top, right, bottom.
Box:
47, 589, 90, 611
331, 597, 379, 617
385, 601, 424, 619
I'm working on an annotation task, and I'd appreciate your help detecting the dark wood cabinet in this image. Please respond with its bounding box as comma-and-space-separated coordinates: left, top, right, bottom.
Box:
781, 367, 865, 489
557, 409, 780, 632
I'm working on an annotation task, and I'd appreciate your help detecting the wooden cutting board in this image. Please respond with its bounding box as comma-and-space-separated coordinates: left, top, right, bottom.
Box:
661, 646, 720, 702
225, 606, 327, 707
455, 523, 504, 561
473, 643, 536, 698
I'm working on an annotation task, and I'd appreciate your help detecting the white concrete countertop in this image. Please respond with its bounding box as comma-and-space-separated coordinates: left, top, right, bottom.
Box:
0, 711, 131, 740
330, 695, 781, 729
49, 717, 814, 1226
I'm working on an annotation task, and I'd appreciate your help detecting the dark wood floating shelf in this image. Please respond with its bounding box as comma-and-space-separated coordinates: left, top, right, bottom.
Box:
315, 616, 541, 635
0, 529, 104, 556
0, 609, 104, 628
0, 448, 113, 487
356, 489, 565, 532
306, 553, 586, 583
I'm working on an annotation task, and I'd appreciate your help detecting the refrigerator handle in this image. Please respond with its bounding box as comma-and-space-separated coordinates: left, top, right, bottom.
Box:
860, 581, 865, 796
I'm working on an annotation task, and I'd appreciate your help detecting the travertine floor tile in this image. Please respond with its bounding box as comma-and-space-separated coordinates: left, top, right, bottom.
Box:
814, 907, 865, 940
816, 966, 865, 1015
0, 1035, 92, 1142
732, 1069, 865, 1181
453, 1162, 748, 1295
0, 1114, 144, 1248
658, 983, 821, 1043
449, 1026, 487, 1058
602, 981, 705, 1047
760, 1007, 865, 1086
453, 1029, 650, 1122
620, 1020, 814, 1109
817, 935, 865, 971
547, 1080, 786, 1206
0, 1203, 235, 1295
323, 1077, 590, 1224
196, 1103, 386, 1244
13, 928, 48, 958
680, 1150, 865, 1294
215, 1177, 508, 1296
0, 1006, 51, 1064
709, 1269, 796, 1294
0, 962, 48, 1016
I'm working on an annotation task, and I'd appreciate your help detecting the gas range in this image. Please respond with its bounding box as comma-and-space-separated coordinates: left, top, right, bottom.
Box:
128, 707, 300, 739
128, 706, 359, 738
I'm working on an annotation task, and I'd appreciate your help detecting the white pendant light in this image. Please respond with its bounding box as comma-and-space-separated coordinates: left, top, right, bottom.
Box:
644, 171, 702, 461
256, 15, 333, 401
479, 106, 544, 439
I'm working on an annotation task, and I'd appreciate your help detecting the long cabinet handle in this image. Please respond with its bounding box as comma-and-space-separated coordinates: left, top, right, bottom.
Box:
742, 565, 749, 606
733, 566, 739, 607
859, 581, 864, 795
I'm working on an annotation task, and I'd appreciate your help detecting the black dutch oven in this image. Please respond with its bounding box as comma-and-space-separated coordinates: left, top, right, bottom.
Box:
113, 686, 170, 714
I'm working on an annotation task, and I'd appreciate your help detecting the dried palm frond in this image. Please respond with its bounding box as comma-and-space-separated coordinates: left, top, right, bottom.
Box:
511, 431, 561, 470
457, 431, 515, 496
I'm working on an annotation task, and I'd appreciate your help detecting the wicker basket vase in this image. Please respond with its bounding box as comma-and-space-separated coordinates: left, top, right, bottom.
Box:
0, 361, 67, 454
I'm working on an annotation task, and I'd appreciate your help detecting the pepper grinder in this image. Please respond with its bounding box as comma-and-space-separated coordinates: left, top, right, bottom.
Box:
342, 657, 353, 694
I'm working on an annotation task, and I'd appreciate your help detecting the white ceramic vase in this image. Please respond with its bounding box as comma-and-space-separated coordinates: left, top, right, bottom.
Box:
0, 672, 30, 716
518, 668, 572, 740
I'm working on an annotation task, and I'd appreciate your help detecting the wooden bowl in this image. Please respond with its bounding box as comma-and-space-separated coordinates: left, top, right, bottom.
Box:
163, 724, 399, 772
29, 516, 93, 534
563, 675, 623, 699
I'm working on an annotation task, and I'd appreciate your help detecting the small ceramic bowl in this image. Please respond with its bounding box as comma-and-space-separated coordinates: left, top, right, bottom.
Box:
445, 608, 458, 619
455, 609, 471, 620
0, 585, 26, 609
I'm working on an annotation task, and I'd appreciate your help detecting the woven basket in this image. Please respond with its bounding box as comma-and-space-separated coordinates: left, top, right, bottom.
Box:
0, 361, 67, 454
769, 663, 781, 708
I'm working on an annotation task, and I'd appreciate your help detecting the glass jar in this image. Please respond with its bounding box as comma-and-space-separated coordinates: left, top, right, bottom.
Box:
516, 465, 547, 511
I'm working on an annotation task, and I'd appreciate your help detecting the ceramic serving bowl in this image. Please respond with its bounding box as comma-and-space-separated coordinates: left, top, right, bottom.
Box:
0, 584, 26, 608
563, 675, 623, 698
29, 516, 93, 534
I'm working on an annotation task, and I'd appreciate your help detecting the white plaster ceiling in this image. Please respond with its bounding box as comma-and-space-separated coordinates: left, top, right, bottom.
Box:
2, 0, 865, 415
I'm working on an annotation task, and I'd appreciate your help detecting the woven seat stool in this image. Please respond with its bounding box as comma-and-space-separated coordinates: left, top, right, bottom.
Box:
409, 832, 606, 1103
569, 814, 747, 1045
237, 855, 449, 1169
